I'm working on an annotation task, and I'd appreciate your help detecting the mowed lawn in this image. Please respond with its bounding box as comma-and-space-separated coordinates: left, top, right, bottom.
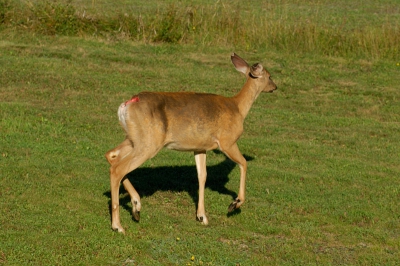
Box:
1, 0, 400, 265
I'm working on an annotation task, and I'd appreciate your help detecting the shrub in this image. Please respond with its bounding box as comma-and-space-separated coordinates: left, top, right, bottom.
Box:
28, 0, 79, 36
153, 4, 184, 43
0, 0, 11, 24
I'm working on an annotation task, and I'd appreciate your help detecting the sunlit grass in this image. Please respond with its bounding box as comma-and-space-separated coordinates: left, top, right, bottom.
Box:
1, 0, 399, 265
0, 0, 399, 59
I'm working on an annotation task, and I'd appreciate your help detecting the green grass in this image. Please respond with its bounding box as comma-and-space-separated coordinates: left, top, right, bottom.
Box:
1, 0, 400, 265
1, 0, 399, 58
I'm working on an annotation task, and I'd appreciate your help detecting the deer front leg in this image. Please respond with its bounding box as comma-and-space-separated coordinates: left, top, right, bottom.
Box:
220, 143, 247, 212
194, 151, 208, 225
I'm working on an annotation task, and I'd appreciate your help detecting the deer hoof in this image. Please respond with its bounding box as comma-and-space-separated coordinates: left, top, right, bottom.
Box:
132, 200, 141, 221
197, 215, 209, 225
228, 199, 241, 212
112, 225, 125, 234
132, 211, 140, 221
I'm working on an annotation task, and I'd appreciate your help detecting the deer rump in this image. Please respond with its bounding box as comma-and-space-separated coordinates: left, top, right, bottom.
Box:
119, 91, 243, 153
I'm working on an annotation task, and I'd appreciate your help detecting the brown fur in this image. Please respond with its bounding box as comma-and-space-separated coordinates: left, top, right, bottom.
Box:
105, 53, 277, 233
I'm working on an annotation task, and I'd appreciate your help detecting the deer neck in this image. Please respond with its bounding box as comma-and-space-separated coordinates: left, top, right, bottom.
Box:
233, 81, 262, 118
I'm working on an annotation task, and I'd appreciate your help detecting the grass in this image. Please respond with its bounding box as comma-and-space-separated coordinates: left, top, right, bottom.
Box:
1, 0, 400, 265
0, 0, 399, 59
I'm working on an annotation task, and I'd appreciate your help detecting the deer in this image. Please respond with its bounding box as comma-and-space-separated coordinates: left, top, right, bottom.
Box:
105, 53, 277, 233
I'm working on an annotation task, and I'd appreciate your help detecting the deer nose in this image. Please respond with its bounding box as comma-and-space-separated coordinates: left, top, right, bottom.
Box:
269, 86, 277, 93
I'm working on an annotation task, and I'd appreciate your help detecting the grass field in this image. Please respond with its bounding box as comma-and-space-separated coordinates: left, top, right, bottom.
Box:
1, 0, 400, 265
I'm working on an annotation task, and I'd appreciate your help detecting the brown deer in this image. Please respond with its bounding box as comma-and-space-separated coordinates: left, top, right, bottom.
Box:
105, 53, 277, 233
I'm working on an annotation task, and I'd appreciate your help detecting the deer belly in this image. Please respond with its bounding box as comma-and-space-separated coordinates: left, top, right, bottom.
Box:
164, 140, 219, 152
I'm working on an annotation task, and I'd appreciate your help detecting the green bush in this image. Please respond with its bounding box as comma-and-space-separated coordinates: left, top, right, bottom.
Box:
0, 0, 11, 24
28, 0, 79, 36
153, 5, 184, 43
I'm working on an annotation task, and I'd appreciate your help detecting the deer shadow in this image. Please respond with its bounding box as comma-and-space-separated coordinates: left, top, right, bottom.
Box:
103, 151, 254, 219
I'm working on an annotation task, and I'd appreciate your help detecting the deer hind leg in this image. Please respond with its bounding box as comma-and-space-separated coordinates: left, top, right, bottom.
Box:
105, 138, 132, 166
220, 143, 247, 212
107, 140, 154, 233
122, 178, 141, 221
106, 139, 141, 220
194, 151, 208, 225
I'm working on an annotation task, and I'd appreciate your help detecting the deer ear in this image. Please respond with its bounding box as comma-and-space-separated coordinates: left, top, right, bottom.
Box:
250, 63, 264, 78
231, 53, 249, 74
